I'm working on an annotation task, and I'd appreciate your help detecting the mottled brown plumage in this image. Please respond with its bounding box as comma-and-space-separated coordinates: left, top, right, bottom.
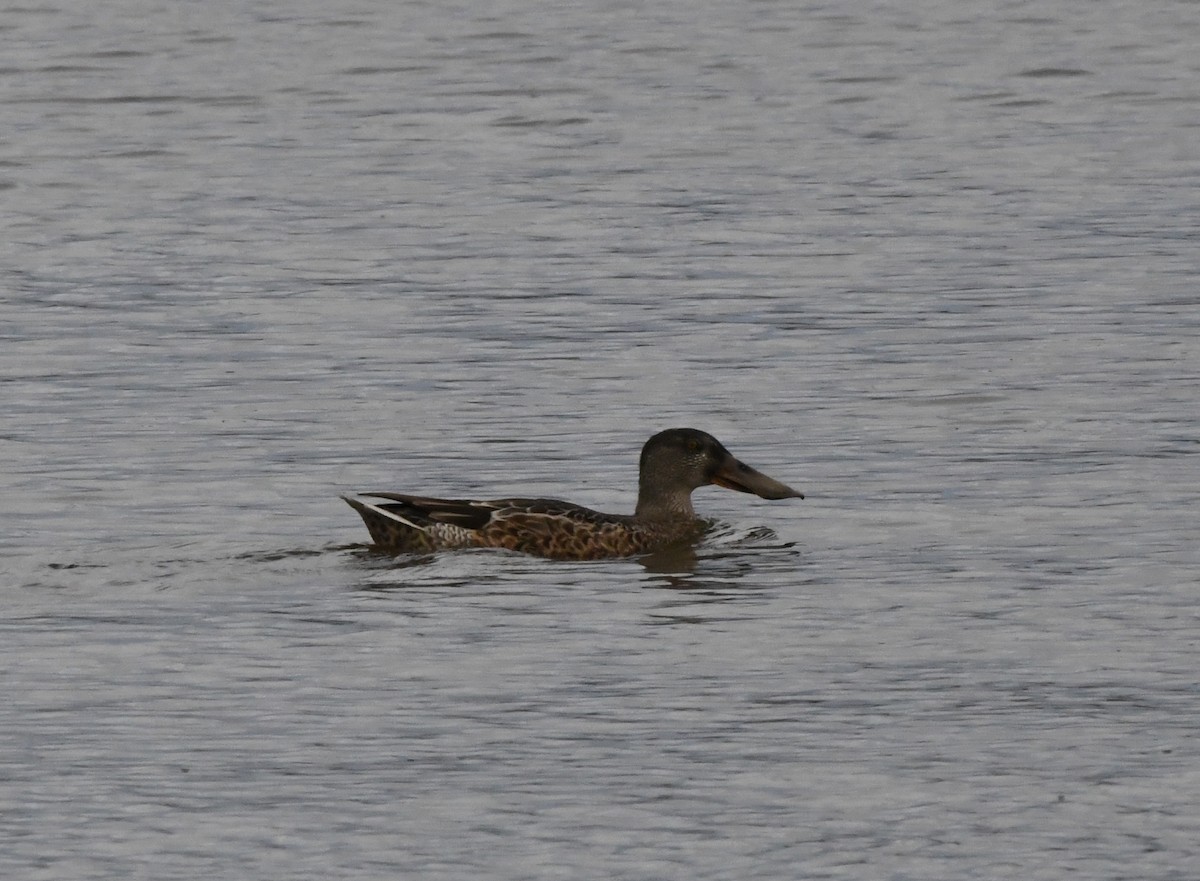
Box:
343, 428, 803, 560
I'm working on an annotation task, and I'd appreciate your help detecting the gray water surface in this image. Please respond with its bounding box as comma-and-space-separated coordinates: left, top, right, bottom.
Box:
2, 1, 1198, 878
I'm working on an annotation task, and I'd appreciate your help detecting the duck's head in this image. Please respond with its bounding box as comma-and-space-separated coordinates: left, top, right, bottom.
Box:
635, 428, 804, 519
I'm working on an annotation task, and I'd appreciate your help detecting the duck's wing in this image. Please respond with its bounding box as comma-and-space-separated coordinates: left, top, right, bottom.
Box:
360, 493, 510, 530
360, 493, 622, 529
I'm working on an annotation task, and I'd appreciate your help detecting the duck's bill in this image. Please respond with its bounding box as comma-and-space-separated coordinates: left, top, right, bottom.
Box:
712, 457, 804, 500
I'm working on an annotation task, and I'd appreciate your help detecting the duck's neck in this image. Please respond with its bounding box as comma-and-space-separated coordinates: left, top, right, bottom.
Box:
635, 477, 696, 521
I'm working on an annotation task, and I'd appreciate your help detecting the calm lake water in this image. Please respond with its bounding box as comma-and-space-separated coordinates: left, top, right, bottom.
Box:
3, 0, 1198, 878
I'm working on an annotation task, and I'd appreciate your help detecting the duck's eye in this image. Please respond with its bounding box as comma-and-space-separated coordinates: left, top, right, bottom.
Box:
686, 439, 701, 453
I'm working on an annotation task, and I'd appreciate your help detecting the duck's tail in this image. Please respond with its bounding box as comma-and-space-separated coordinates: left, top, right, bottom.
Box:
342, 494, 434, 552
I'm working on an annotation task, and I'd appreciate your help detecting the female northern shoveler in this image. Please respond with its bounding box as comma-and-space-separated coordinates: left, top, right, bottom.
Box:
342, 428, 803, 560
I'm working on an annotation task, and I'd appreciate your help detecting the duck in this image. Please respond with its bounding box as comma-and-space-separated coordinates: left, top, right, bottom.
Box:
342, 427, 803, 560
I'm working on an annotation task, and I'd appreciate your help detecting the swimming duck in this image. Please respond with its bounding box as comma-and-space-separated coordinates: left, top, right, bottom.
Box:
342, 428, 803, 560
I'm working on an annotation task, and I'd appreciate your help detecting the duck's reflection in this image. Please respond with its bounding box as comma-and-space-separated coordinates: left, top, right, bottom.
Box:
638, 526, 802, 592
637, 543, 700, 575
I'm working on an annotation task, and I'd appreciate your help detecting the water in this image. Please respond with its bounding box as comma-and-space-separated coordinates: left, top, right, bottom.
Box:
2, 0, 1198, 877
